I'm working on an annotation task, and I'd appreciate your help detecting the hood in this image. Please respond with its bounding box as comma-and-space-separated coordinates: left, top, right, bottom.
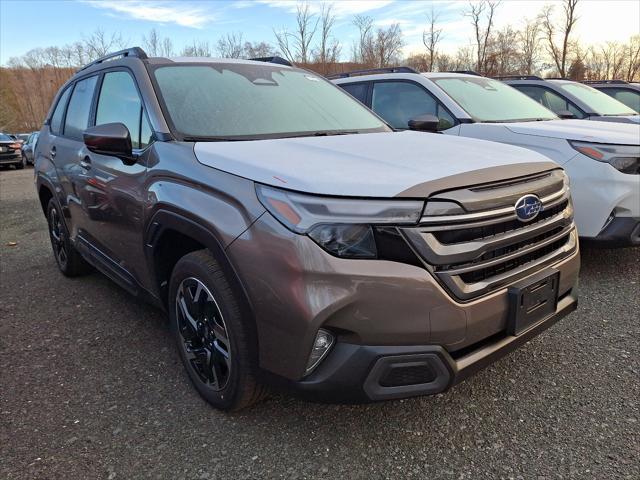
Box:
504, 119, 640, 144
590, 115, 640, 124
193, 131, 557, 198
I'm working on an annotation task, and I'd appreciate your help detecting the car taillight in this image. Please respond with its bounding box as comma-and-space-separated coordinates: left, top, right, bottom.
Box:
9, 143, 21, 149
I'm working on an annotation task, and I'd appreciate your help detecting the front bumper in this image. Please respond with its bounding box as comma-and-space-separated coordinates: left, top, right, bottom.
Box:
227, 213, 581, 382
582, 216, 640, 247
563, 153, 640, 238
0, 154, 21, 165
276, 290, 577, 403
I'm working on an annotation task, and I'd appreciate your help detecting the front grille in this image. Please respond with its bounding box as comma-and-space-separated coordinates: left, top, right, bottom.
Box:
401, 169, 577, 300
434, 200, 568, 245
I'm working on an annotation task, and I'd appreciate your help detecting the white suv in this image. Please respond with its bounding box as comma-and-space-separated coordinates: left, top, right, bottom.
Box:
333, 70, 640, 246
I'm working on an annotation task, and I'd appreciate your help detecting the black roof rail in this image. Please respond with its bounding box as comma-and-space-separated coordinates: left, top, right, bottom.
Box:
78, 47, 148, 72
493, 74, 543, 81
445, 70, 482, 76
545, 77, 568, 80
249, 56, 292, 66
327, 66, 418, 80
582, 79, 628, 85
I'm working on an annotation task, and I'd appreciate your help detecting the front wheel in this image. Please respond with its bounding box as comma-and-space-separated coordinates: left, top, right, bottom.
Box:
168, 250, 266, 411
46, 199, 92, 276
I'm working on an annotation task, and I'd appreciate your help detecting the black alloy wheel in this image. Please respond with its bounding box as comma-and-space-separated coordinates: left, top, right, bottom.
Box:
175, 277, 232, 391
48, 203, 68, 270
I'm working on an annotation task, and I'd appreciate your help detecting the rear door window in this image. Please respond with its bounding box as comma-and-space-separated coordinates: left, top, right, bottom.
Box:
50, 87, 72, 136
372, 81, 455, 130
95, 71, 153, 149
64, 76, 98, 140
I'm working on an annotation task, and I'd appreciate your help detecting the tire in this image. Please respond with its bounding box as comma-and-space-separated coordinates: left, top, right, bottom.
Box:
169, 249, 266, 411
46, 199, 93, 277
15, 157, 25, 169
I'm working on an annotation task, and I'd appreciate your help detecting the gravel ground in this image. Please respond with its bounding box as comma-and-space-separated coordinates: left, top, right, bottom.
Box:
1, 167, 638, 480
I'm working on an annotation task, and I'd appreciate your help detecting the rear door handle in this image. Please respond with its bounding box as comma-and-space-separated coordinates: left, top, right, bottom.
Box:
80, 156, 92, 170
50, 146, 56, 158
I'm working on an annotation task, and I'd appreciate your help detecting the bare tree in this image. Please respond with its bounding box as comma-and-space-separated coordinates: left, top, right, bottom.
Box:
352, 14, 375, 65
519, 16, 542, 74
217, 32, 244, 58
273, 3, 318, 63
465, 1, 500, 73
487, 25, 519, 76
180, 41, 212, 57
624, 35, 640, 81
374, 23, 404, 67
243, 41, 278, 59
313, 3, 340, 71
83, 29, 126, 60
143, 28, 174, 57
542, 0, 579, 77
423, 6, 444, 71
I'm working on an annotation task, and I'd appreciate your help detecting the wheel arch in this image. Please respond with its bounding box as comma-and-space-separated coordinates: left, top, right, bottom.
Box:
144, 209, 257, 330
38, 183, 55, 216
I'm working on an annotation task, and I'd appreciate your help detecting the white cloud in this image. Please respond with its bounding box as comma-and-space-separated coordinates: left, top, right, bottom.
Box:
257, 0, 394, 18
84, 1, 217, 28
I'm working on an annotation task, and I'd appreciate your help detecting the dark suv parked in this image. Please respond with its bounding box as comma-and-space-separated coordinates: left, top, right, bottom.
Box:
35, 48, 579, 410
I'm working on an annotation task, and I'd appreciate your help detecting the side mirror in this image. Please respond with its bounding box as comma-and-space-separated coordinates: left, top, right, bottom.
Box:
408, 114, 440, 133
83, 123, 135, 163
556, 110, 576, 119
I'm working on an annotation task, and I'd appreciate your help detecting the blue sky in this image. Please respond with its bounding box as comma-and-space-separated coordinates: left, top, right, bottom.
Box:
1, 0, 639, 64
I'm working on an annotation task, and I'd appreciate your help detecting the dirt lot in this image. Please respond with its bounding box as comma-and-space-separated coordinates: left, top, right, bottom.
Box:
1, 167, 638, 479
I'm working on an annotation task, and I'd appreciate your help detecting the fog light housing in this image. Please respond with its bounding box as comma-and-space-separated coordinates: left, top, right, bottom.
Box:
304, 329, 334, 375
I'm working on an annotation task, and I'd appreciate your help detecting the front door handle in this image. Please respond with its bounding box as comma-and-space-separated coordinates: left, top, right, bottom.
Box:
50, 146, 56, 158
80, 156, 92, 170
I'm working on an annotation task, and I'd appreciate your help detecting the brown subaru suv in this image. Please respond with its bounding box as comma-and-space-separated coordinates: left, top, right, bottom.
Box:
34, 48, 579, 410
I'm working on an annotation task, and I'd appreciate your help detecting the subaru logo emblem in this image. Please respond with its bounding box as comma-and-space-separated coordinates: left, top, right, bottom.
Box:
514, 194, 542, 222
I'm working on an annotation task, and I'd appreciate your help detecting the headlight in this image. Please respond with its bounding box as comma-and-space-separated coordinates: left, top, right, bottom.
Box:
570, 141, 640, 174
256, 184, 424, 258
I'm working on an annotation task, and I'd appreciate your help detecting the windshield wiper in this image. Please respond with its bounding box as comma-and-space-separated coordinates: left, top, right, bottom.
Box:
183, 136, 255, 142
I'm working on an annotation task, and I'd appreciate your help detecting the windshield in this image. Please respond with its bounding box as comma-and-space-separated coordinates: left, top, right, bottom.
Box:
153, 63, 388, 139
432, 76, 558, 122
557, 82, 638, 116
0, 133, 13, 142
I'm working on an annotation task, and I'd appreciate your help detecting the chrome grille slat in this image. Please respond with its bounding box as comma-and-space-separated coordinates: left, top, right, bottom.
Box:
405, 204, 573, 266
402, 170, 577, 301
418, 185, 569, 226
439, 224, 574, 275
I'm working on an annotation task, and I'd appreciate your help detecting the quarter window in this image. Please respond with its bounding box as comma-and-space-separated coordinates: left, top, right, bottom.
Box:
50, 87, 71, 136
64, 76, 98, 140
372, 81, 455, 130
96, 71, 153, 149
340, 83, 369, 104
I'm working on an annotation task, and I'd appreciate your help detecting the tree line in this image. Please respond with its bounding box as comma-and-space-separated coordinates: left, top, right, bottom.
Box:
1, 0, 639, 131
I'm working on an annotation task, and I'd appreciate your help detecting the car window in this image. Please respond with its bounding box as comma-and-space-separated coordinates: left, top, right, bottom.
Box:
0, 133, 12, 141
50, 87, 72, 136
96, 71, 153, 149
513, 85, 585, 118
557, 82, 637, 116
153, 64, 387, 139
606, 88, 640, 113
64, 76, 98, 140
340, 83, 369, 104
432, 77, 557, 122
372, 81, 455, 131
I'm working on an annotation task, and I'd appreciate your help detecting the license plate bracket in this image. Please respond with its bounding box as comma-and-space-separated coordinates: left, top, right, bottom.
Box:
508, 269, 560, 336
